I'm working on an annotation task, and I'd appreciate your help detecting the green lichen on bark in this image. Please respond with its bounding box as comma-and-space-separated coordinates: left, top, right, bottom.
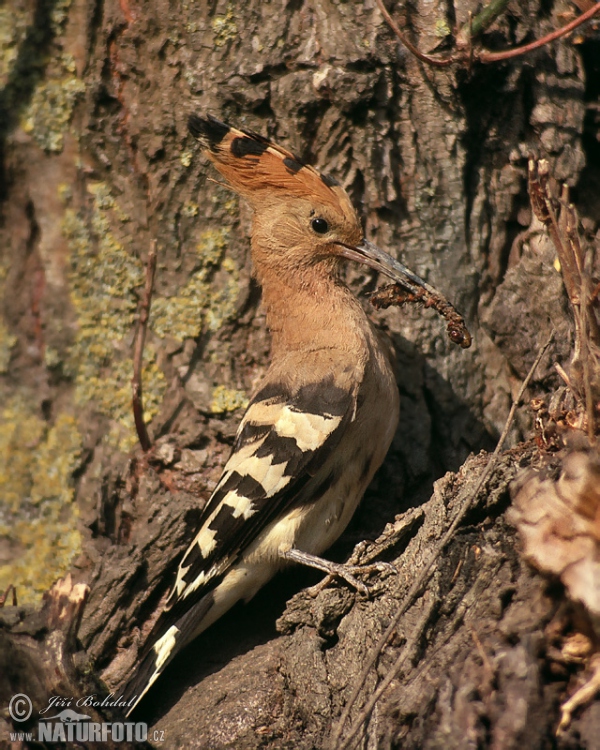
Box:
20, 52, 85, 152
0, 0, 84, 153
62, 182, 166, 452
62, 188, 241, 450
150, 228, 240, 340
0, 398, 82, 605
0, 6, 30, 85
210, 385, 249, 414
212, 3, 238, 47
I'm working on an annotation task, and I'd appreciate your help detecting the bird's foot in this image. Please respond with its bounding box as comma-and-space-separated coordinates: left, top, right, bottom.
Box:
281, 547, 396, 598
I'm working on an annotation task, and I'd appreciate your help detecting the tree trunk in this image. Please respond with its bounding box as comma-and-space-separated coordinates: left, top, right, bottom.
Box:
1, 0, 599, 747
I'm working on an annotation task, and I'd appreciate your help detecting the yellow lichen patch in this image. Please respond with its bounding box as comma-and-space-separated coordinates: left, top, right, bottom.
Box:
50, 0, 74, 28
150, 228, 240, 339
30, 413, 83, 505
434, 18, 452, 38
20, 53, 85, 153
180, 150, 193, 168
0, 398, 82, 605
44, 346, 61, 370
63, 183, 166, 451
63, 188, 239, 449
150, 273, 211, 341
0, 397, 45, 514
205, 255, 240, 332
210, 385, 249, 414
197, 228, 229, 266
87, 181, 130, 222
212, 3, 238, 47
0, 319, 16, 374
181, 201, 199, 217
0, 6, 30, 85
0, 0, 77, 151
222, 196, 238, 215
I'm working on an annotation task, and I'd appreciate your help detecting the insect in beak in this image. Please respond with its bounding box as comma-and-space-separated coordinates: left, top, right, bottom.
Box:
337, 239, 472, 349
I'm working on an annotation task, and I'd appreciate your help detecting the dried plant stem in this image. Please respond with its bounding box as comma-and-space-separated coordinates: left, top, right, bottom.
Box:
375, 0, 600, 68
132, 242, 157, 452
0, 584, 17, 607
528, 159, 599, 441
479, 3, 600, 62
332, 330, 555, 750
374, 0, 453, 67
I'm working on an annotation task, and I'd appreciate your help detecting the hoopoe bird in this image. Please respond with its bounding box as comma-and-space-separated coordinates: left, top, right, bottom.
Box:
123, 114, 441, 713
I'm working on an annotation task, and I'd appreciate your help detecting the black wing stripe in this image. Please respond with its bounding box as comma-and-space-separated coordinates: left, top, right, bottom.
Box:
219, 471, 267, 502
165, 379, 356, 613
237, 421, 272, 447
250, 376, 349, 417
254, 432, 313, 475
123, 589, 216, 715
291, 379, 351, 417
251, 380, 290, 405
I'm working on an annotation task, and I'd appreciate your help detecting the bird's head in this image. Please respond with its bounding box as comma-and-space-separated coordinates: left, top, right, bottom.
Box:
188, 114, 432, 294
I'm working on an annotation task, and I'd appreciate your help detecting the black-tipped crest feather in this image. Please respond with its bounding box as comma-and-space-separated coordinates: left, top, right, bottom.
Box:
186, 113, 348, 209
188, 113, 230, 150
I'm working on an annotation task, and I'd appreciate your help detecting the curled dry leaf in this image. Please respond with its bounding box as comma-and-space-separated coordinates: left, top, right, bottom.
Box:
509, 448, 600, 630
510, 447, 600, 729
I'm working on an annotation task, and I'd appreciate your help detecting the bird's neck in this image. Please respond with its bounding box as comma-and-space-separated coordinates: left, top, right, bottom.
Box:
256, 262, 372, 359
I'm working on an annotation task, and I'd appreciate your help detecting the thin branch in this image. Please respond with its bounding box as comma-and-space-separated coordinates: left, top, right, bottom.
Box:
467, 12, 474, 73
374, 0, 454, 68
132, 242, 157, 452
345, 592, 438, 750
0, 584, 17, 607
564, 199, 597, 442
375, 0, 600, 69
479, 2, 600, 62
332, 330, 556, 750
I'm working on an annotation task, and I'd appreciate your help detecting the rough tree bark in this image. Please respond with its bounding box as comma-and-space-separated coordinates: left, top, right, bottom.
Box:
1, 0, 599, 748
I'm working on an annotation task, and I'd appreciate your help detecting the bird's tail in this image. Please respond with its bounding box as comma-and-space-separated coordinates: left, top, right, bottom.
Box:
122, 593, 215, 717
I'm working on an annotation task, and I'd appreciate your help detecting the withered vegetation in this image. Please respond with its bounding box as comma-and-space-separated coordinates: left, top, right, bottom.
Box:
1, 2, 600, 748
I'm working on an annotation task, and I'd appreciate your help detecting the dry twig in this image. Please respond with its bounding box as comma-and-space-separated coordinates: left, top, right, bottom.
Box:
374, 0, 453, 67
528, 159, 600, 441
375, 0, 600, 68
132, 242, 158, 452
0, 584, 17, 607
479, 3, 600, 62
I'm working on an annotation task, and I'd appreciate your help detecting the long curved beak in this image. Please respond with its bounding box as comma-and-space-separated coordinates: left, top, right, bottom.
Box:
337, 239, 439, 297
337, 239, 472, 349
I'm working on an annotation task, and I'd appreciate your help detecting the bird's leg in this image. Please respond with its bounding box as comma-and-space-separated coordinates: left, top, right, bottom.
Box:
280, 547, 395, 597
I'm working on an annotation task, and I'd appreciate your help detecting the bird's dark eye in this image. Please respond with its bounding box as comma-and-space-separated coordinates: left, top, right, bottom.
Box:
311, 217, 329, 234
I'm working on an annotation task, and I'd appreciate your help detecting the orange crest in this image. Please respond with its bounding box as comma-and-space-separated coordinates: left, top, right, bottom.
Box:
188, 114, 348, 213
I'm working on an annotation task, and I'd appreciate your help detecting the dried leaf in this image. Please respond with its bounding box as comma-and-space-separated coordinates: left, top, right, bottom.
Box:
509, 449, 600, 630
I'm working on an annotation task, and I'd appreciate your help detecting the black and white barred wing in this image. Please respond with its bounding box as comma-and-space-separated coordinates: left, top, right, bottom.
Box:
166, 379, 355, 611
124, 379, 355, 713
